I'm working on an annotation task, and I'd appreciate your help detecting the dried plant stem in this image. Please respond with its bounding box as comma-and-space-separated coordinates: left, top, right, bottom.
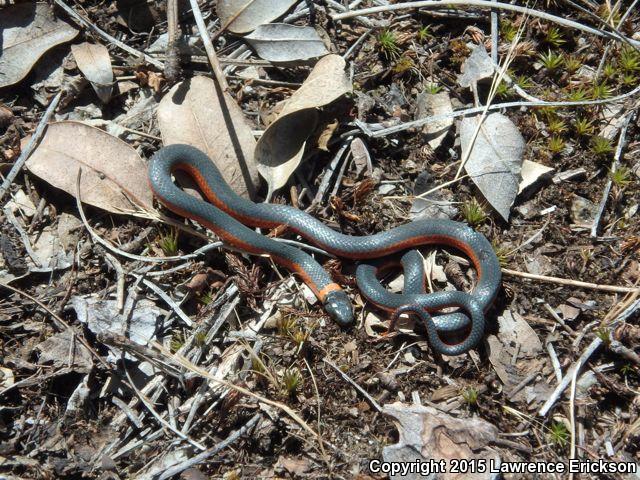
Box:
122, 362, 206, 451
332, 0, 640, 48
590, 110, 635, 237
323, 358, 382, 412
189, 0, 228, 91
502, 268, 639, 293
0, 92, 61, 203
157, 413, 262, 480
359, 83, 640, 138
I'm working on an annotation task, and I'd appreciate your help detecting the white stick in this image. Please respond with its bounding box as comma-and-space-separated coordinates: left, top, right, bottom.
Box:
0, 92, 61, 202
332, 0, 640, 47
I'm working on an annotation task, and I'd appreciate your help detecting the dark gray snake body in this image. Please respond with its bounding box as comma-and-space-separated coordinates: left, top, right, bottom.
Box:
148, 144, 501, 355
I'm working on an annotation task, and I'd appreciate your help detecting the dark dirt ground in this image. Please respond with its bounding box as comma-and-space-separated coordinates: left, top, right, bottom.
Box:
1, 1, 640, 479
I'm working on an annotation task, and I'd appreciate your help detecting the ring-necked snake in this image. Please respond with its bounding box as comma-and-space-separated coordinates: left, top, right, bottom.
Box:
148, 144, 501, 355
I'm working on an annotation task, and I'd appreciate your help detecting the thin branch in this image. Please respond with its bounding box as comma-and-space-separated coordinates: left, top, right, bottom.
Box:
502, 268, 639, 293
357, 83, 640, 138
538, 292, 639, 416
0, 92, 61, 203
539, 337, 602, 416
122, 362, 206, 451
590, 110, 635, 237
331, 0, 640, 48
323, 358, 382, 412
189, 0, 229, 91
156, 413, 261, 480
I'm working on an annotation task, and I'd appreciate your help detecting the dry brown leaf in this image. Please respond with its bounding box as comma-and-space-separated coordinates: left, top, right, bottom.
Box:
415, 91, 453, 150
217, 0, 296, 34
255, 54, 351, 195
316, 119, 338, 151
518, 159, 554, 194
382, 402, 500, 480
36, 330, 93, 370
460, 112, 525, 221
0, 3, 78, 88
71, 42, 114, 103
157, 76, 259, 198
486, 309, 550, 405
25, 121, 153, 213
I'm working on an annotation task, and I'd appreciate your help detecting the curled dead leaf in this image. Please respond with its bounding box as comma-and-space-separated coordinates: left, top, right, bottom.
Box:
71, 42, 114, 103
255, 54, 352, 195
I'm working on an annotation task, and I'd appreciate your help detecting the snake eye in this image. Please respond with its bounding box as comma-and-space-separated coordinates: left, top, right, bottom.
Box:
323, 290, 354, 327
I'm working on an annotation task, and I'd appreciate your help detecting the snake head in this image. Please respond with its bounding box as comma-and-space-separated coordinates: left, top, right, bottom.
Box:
323, 290, 354, 327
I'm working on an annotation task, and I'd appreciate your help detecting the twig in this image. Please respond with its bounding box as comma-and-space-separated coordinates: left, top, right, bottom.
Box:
52, 0, 164, 69
112, 396, 143, 429
312, 138, 353, 205
538, 295, 639, 416
508, 372, 539, 398
164, 0, 181, 82
189, 0, 228, 91
609, 339, 640, 366
103, 251, 126, 312
568, 366, 578, 480
323, 358, 382, 412
502, 268, 639, 293
490, 10, 498, 64
0, 92, 61, 203
546, 340, 563, 383
131, 274, 193, 327
2, 207, 45, 269
323, 0, 375, 27
331, 0, 640, 47
122, 362, 206, 451
343, 28, 373, 60
156, 413, 261, 480
539, 337, 601, 416
304, 357, 328, 461
357, 83, 640, 138
590, 111, 635, 237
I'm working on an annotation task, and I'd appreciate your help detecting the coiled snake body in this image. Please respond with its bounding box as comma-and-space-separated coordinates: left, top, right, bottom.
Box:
148, 144, 501, 355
